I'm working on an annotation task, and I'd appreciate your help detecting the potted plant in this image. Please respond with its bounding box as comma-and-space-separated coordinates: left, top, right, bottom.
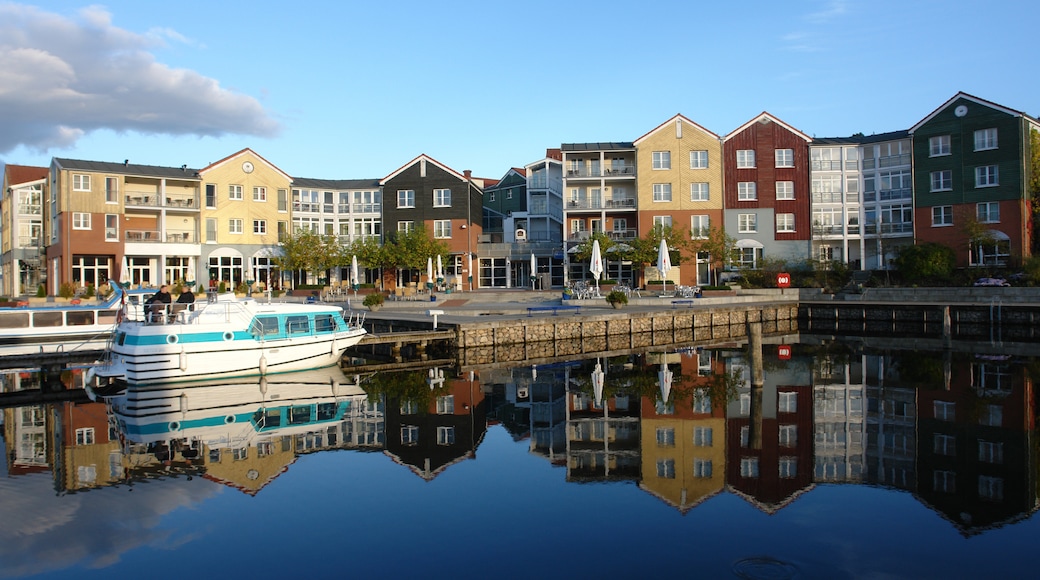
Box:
605, 289, 628, 309
363, 292, 385, 311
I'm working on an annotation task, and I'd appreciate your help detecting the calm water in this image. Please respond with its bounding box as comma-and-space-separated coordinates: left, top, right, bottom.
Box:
1, 337, 1037, 579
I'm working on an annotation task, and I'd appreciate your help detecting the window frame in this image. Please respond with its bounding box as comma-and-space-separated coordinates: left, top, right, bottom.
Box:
652, 151, 671, 170
690, 182, 710, 201
736, 150, 755, 168
977, 201, 1000, 223
72, 174, 91, 192
397, 189, 415, 209
776, 181, 794, 200
229, 218, 243, 234
776, 213, 795, 233
689, 150, 709, 169
433, 219, 452, 239
974, 128, 998, 151
652, 183, 672, 202
433, 188, 451, 208
929, 135, 951, 157
737, 182, 757, 201
975, 165, 999, 188
932, 205, 953, 227
228, 184, 243, 201
72, 212, 91, 230
253, 186, 267, 202
930, 170, 952, 192
738, 213, 757, 233
775, 148, 794, 168
253, 219, 267, 235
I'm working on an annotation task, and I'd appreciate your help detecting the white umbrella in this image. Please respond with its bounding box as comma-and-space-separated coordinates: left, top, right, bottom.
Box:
436, 255, 444, 284
590, 239, 604, 291
657, 238, 672, 294
467, 253, 473, 291
185, 256, 196, 286
592, 362, 605, 406
350, 255, 360, 291
426, 257, 434, 290
530, 253, 537, 288
659, 362, 673, 403
119, 255, 131, 288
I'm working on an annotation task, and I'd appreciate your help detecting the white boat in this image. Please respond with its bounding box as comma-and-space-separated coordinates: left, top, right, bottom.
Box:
94, 292, 368, 385
0, 281, 127, 355
99, 367, 374, 454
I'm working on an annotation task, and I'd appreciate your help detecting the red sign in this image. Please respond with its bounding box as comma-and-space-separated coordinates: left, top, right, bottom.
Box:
778, 345, 792, 360
776, 272, 791, 288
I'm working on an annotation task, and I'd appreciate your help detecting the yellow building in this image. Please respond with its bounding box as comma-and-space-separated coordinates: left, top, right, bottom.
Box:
634, 115, 725, 286
197, 149, 290, 290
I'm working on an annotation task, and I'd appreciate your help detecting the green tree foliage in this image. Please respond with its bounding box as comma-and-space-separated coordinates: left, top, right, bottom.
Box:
276, 229, 345, 286
893, 242, 956, 283
374, 226, 450, 285
630, 225, 688, 272
1030, 128, 1040, 253
570, 231, 617, 263
689, 226, 735, 286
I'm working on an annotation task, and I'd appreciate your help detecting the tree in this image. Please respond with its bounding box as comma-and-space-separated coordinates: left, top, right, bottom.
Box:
1029, 128, 1040, 253
631, 225, 689, 283
375, 226, 450, 287
275, 229, 344, 288
690, 225, 735, 286
893, 242, 956, 283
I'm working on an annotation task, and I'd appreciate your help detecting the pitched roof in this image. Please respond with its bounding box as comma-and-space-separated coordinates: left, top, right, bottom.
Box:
812, 130, 909, 145
909, 91, 1040, 134
634, 113, 719, 144
53, 158, 200, 180
561, 142, 635, 152
197, 147, 292, 181
380, 153, 480, 187
4, 164, 48, 186
723, 112, 811, 143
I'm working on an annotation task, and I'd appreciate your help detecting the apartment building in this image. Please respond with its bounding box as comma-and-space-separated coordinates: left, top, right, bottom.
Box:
1, 165, 47, 296
910, 92, 1039, 267
290, 177, 381, 285
634, 114, 724, 286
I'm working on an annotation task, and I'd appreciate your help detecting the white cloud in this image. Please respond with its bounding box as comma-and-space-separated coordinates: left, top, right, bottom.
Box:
0, 3, 279, 154
805, 0, 850, 24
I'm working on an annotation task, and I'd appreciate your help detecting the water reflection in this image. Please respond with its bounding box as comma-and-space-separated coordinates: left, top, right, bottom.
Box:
1, 336, 1037, 562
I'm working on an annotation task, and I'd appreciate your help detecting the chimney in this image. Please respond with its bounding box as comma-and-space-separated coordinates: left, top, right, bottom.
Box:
463, 170, 472, 179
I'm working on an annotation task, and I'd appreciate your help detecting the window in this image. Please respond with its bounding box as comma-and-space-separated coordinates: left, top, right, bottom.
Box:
778, 391, 797, 413
652, 183, 672, 202
401, 426, 419, 445
436, 395, 455, 414
776, 181, 794, 200
433, 188, 451, 207
775, 149, 794, 167
653, 215, 672, 230
253, 220, 267, 234
693, 459, 713, 478
652, 151, 671, 169
278, 189, 288, 212
981, 405, 1002, 427
974, 128, 998, 151
656, 427, 675, 446
975, 165, 998, 187
693, 426, 713, 447
979, 476, 1004, 501
690, 182, 710, 201
737, 182, 757, 200
205, 184, 217, 208
105, 177, 118, 203
977, 202, 1000, 223
691, 215, 710, 239
933, 470, 956, 493
934, 401, 955, 421
73, 212, 91, 229
776, 213, 795, 232
932, 205, 953, 226
252, 186, 266, 202
651, 458, 675, 479
229, 219, 243, 234
105, 214, 118, 241
229, 185, 243, 200
488, 192, 495, 202
929, 135, 951, 156
740, 457, 760, 478
933, 433, 956, 456
506, 190, 512, 199
690, 150, 709, 168
397, 221, 414, 233
738, 213, 757, 233
736, 150, 755, 168
75, 427, 95, 445
433, 219, 452, 238
930, 170, 952, 192
779, 457, 797, 479
437, 426, 455, 445
73, 174, 91, 191
978, 440, 1004, 464
397, 189, 415, 208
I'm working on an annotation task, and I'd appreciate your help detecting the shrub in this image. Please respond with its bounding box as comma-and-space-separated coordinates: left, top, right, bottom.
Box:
218, 281, 227, 293
605, 289, 628, 307
59, 282, 76, 299
363, 293, 385, 308
36, 284, 46, 298
83, 284, 95, 298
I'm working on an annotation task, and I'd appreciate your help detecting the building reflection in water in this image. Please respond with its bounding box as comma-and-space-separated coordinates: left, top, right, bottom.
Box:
1, 337, 1036, 535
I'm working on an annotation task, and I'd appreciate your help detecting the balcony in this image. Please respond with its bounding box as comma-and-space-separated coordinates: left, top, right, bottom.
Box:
565, 167, 635, 178
566, 197, 636, 211
17, 205, 42, 215
607, 229, 637, 240
863, 188, 911, 203
125, 191, 199, 209
863, 223, 913, 236
125, 229, 197, 243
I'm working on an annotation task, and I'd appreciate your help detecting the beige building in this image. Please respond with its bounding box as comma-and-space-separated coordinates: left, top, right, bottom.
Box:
197, 149, 290, 290
634, 114, 725, 287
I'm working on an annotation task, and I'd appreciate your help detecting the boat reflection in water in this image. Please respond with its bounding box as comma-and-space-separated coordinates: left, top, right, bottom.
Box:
99, 367, 384, 493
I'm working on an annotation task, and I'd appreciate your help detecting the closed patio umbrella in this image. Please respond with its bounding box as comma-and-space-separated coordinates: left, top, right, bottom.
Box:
426, 257, 434, 290
590, 239, 604, 292
657, 238, 672, 294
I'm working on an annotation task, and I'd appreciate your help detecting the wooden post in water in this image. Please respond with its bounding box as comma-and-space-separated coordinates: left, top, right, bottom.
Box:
748, 319, 764, 451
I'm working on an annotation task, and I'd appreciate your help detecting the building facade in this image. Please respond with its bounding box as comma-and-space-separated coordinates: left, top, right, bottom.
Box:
1, 165, 48, 296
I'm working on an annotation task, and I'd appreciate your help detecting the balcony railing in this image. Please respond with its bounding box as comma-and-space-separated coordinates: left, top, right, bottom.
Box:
607, 229, 637, 240
17, 236, 41, 248
566, 197, 636, 210
810, 160, 842, 171
124, 192, 199, 208
125, 229, 197, 243
811, 192, 844, 204
352, 203, 380, 214
17, 205, 42, 215
565, 167, 635, 178
863, 223, 913, 235
863, 188, 911, 203
879, 153, 911, 168
528, 176, 562, 191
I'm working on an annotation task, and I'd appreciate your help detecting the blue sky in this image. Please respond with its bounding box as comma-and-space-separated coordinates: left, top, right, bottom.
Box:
1, 0, 1036, 181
